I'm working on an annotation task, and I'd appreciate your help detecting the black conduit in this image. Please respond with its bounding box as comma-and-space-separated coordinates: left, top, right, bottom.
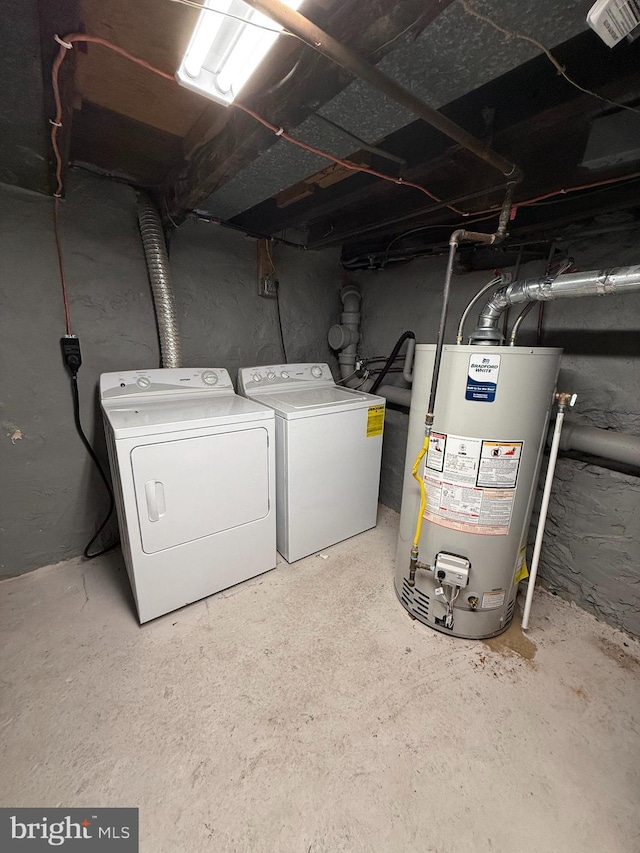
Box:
370, 331, 415, 394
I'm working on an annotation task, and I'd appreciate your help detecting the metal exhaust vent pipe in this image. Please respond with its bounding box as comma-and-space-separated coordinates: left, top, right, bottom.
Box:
137, 194, 183, 368
471, 265, 640, 343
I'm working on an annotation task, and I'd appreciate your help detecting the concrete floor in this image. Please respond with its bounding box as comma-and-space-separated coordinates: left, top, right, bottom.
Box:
1, 506, 639, 853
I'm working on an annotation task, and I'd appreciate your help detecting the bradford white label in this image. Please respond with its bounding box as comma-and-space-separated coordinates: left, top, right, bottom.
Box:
466, 353, 501, 402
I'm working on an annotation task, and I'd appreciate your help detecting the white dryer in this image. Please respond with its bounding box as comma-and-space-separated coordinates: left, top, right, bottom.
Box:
237, 363, 385, 562
100, 367, 276, 622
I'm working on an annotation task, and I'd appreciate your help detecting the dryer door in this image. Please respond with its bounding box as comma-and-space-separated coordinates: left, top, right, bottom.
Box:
131, 427, 270, 554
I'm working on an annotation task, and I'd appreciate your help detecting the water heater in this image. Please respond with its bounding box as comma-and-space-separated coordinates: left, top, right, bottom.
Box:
395, 344, 562, 639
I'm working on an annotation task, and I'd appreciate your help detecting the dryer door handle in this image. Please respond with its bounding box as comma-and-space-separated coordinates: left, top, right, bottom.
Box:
145, 480, 166, 522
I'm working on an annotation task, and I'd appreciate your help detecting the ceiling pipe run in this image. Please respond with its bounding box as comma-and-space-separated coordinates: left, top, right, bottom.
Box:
471, 265, 640, 344
242, 0, 521, 180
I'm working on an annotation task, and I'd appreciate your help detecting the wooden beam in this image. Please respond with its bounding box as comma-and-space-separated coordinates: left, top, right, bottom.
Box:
162, 0, 455, 221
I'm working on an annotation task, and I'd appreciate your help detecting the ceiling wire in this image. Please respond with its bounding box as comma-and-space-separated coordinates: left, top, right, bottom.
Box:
374, 10, 431, 54
381, 213, 499, 266
52, 197, 73, 334
235, 102, 465, 212
460, 0, 640, 118
50, 33, 640, 238
49, 33, 464, 214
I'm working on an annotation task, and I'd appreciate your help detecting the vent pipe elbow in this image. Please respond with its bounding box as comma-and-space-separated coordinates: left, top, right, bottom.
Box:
471, 265, 640, 344
137, 194, 183, 368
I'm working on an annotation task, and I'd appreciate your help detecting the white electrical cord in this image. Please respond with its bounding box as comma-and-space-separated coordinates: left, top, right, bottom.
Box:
521, 397, 574, 630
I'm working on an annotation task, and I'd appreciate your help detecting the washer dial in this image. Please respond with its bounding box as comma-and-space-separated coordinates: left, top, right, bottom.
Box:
202, 370, 218, 386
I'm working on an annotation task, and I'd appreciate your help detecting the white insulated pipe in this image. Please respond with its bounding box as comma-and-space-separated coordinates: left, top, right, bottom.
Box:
559, 422, 640, 467
522, 405, 567, 631
376, 384, 412, 407
402, 338, 416, 383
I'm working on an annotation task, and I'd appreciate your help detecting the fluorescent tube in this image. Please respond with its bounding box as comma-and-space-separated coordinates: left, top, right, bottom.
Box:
176, 0, 303, 106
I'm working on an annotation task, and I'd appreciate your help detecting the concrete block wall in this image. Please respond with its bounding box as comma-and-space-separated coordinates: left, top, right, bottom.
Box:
0, 173, 339, 577
351, 227, 640, 637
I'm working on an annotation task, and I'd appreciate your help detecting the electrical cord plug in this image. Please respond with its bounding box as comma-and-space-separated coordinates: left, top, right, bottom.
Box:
59, 333, 120, 558
61, 334, 82, 376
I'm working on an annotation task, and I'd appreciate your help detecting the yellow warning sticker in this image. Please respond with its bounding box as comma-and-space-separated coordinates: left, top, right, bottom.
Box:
514, 545, 529, 585
366, 405, 385, 437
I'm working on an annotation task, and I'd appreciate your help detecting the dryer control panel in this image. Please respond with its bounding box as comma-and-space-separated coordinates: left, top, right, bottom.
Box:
100, 368, 234, 399
238, 363, 334, 394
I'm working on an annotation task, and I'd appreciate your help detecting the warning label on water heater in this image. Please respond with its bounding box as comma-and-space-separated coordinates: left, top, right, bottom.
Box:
424, 432, 524, 535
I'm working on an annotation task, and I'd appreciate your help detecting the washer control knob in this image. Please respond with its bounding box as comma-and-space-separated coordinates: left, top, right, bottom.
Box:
202, 370, 218, 386
281, 371, 289, 379
136, 376, 151, 389
267, 372, 276, 381
252, 373, 262, 383
311, 365, 323, 378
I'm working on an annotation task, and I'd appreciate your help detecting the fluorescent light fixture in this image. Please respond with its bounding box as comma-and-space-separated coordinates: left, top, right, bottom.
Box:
176, 0, 303, 106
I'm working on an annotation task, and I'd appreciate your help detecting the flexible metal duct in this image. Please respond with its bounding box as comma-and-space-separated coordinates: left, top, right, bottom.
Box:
471, 265, 640, 343
137, 195, 183, 368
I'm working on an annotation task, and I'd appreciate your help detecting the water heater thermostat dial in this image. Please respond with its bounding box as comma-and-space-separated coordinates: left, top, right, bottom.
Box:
311, 365, 323, 378
201, 370, 218, 385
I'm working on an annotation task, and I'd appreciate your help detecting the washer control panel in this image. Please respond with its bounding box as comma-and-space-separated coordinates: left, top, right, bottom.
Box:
100, 368, 233, 399
238, 363, 334, 393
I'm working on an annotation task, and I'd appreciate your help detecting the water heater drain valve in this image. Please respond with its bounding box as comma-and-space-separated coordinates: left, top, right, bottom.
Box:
434, 552, 471, 587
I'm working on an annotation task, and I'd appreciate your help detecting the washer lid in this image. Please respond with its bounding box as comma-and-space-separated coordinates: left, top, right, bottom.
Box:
103, 394, 273, 438
246, 386, 385, 419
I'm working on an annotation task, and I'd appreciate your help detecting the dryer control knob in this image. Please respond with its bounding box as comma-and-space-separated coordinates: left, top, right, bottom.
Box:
253, 373, 262, 383
136, 376, 151, 388
267, 372, 276, 381
311, 365, 323, 378
202, 370, 218, 385
281, 371, 289, 379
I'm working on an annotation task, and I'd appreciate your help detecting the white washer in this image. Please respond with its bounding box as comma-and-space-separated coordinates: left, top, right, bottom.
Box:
237, 363, 385, 562
100, 367, 276, 622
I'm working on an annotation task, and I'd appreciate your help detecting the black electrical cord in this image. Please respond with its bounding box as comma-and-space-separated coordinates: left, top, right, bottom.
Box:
370, 331, 415, 394
70, 375, 119, 559
275, 283, 288, 363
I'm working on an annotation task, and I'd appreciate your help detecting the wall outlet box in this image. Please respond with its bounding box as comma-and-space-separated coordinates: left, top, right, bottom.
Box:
258, 276, 278, 298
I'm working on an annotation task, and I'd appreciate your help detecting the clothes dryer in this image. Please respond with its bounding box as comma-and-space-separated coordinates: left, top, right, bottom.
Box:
101, 367, 276, 622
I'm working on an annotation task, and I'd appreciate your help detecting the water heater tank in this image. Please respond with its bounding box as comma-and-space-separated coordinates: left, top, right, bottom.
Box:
395, 344, 562, 639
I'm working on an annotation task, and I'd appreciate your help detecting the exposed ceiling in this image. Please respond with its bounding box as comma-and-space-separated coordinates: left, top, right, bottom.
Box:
4, 0, 640, 263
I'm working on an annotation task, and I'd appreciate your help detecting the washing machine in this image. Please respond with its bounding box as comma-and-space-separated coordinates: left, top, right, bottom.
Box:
237, 363, 385, 562
100, 367, 276, 622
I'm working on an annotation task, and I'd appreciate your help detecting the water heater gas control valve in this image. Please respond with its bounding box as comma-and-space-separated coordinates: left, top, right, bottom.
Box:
434, 552, 470, 587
